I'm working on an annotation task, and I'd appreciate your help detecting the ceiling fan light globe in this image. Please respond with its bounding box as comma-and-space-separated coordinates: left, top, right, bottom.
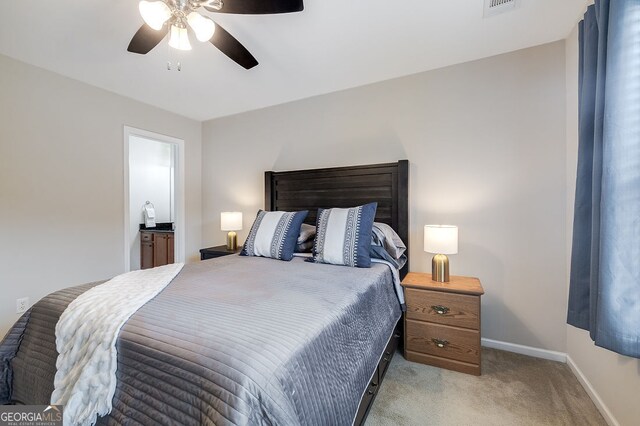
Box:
168, 25, 192, 51
139, 0, 171, 31
187, 12, 216, 42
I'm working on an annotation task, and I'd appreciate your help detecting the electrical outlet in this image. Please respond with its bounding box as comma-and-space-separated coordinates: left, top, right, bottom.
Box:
16, 297, 29, 314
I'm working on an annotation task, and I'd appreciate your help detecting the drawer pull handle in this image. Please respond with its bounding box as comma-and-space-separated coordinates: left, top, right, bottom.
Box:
432, 305, 450, 315
432, 338, 449, 348
368, 390, 374, 395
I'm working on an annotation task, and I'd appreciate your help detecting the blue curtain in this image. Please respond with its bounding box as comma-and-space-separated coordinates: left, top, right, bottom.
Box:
568, 0, 640, 358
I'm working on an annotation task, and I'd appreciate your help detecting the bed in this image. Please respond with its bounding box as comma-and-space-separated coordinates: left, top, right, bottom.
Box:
0, 160, 409, 425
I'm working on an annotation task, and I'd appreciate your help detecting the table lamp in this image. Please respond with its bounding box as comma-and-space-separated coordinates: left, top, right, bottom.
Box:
221, 212, 243, 250
424, 225, 458, 282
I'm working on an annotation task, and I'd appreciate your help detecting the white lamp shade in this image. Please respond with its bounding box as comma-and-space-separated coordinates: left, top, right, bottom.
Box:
139, 1, 171, 31
424, 225, 458, 255
187, 12, 216, 42
168, 25, 192, 51
221, 212, 243, 231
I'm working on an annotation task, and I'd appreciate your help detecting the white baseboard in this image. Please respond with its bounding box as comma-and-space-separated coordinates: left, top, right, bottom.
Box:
566, 355, 620, 426
481, 338, 567, 362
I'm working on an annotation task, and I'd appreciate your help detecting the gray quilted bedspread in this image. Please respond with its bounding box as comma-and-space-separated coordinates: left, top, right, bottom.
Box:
0, 255, 402, 425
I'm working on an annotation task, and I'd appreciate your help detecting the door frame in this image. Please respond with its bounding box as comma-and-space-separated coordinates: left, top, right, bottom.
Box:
123, 126, 185, 272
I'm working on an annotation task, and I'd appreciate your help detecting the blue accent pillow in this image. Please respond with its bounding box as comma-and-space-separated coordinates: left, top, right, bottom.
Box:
312, 203, 377, 268
241, 210, 308, 261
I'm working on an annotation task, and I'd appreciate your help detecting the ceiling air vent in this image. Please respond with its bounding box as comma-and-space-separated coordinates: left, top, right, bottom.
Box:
484, 0, 519, 17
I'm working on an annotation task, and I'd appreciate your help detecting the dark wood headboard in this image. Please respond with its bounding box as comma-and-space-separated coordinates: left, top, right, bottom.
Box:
265, 160, 409, 277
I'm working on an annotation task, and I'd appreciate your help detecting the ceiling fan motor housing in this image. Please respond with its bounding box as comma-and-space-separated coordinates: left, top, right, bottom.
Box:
128, 0, 305, 69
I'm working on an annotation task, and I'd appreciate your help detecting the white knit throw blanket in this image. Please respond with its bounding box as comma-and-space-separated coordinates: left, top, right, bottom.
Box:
51, 263, 184, 426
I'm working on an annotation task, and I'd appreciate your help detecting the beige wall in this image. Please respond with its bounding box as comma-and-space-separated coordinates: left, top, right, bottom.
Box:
202, 41, 568, 352
2, 23, 636, 425
0, 54, 202, 336
564, 25, 640, 426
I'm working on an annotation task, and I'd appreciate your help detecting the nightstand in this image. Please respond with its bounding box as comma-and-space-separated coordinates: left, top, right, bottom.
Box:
401, 272, 484, 375
199, 245, 242, 260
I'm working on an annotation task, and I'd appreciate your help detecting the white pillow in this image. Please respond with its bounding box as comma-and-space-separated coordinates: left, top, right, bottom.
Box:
372, 222, 406, 260
297, 223, 316, 244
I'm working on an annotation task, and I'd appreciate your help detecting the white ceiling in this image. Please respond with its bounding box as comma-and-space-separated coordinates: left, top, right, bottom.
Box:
0, 0, 587, 121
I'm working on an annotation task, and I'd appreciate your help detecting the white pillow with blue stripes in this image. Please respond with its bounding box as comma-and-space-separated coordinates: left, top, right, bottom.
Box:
241, 210, 308, 261
312, 203, 377, 268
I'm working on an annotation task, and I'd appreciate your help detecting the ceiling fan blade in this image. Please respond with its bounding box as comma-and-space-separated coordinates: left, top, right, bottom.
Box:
210, 23, 258, 69
127, 24, 168, 54
205, 0, 303, 14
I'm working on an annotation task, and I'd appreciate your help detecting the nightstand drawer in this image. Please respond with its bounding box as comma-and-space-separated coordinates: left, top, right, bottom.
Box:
405, 288, 479, 329
405, 319, 480, 364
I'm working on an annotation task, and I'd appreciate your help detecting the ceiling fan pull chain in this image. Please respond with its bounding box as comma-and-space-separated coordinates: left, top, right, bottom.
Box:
166, 37, 171, 70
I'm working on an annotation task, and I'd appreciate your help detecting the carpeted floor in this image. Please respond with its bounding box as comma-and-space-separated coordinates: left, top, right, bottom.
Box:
367, 348, 606, 426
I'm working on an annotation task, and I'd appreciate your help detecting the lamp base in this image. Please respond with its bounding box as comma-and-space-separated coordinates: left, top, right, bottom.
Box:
226, 231, 238, 251
432, 254, 450, 282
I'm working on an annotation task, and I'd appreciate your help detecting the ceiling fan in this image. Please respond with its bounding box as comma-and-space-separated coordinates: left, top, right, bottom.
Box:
127, 0, 304, 69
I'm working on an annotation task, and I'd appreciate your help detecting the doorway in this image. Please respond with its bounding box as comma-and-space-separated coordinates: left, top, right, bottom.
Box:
123, 126, 185, 271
